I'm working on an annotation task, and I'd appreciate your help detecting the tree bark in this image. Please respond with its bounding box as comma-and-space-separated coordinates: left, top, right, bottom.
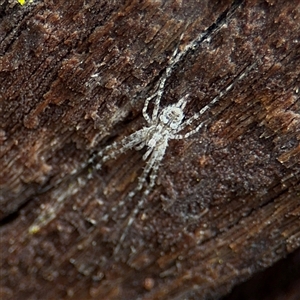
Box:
0, 0, 299, 299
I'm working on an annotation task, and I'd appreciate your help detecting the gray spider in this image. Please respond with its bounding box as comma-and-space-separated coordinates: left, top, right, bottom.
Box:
89, 78, 209, 254
96, 91, 205, 195
89, 39, 257, 254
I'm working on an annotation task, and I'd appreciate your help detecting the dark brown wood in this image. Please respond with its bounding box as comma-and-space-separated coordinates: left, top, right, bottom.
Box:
223, 247, 300, 300
0, 1, 299, 299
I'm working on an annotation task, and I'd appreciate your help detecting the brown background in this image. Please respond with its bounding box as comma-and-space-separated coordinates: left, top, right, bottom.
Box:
0, 0, 299, 299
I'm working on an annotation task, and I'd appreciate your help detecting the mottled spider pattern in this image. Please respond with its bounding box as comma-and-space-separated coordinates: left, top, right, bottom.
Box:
89, 36, 258, 253
90, 86, 207, 254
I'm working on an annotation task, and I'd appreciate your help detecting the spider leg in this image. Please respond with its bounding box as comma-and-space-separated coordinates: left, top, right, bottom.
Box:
142, 146, 153, 161
142, 63, 171, 124
174, 120, 207, 139
142, 72, 169, 124
135, 141, 146, 151
143, 66, 176, 123
177, 61, 258, 133
152, 47, 186, 121
144, 146, 166, 196
88, 128, 148, 169
142, 93, 156, 124
114, 144, 166, 255
128, 147, 159, 197
177, 91, 223, 133
151, 69, 170, 121
148, 35, 185, 122
175, 94, 189, 109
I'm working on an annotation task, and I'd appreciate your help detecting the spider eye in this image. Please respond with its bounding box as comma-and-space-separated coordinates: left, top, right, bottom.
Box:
171, 108, 183, 120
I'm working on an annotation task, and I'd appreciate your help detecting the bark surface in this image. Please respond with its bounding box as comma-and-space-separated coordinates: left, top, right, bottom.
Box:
0, 1, 299, 299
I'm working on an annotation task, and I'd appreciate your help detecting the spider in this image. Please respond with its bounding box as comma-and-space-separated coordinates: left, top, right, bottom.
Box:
89, 73, 211, 254
89, 40, 258, 254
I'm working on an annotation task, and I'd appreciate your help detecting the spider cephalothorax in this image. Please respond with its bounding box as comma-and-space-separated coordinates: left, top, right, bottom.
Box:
159, 102, 186, 129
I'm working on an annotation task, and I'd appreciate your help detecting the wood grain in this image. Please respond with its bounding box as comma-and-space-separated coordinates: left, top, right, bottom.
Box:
0, 1, 299, 299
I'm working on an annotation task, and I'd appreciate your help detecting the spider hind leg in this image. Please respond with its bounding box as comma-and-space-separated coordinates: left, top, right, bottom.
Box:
88, 128, 148, 169
113, 146, 166, 255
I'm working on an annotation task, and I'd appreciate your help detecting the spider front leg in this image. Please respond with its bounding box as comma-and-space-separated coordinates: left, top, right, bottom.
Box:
142, 93, 156, 124
174, 119, 207, 140
142, 73, 169, 124
176, 93, 221, 134
176, 61, 259, 136
143, 38, 184, 123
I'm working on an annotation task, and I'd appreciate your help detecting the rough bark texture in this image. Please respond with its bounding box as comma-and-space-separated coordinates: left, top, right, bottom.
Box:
223, 247, 300, 300
0, 0, 299, 299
